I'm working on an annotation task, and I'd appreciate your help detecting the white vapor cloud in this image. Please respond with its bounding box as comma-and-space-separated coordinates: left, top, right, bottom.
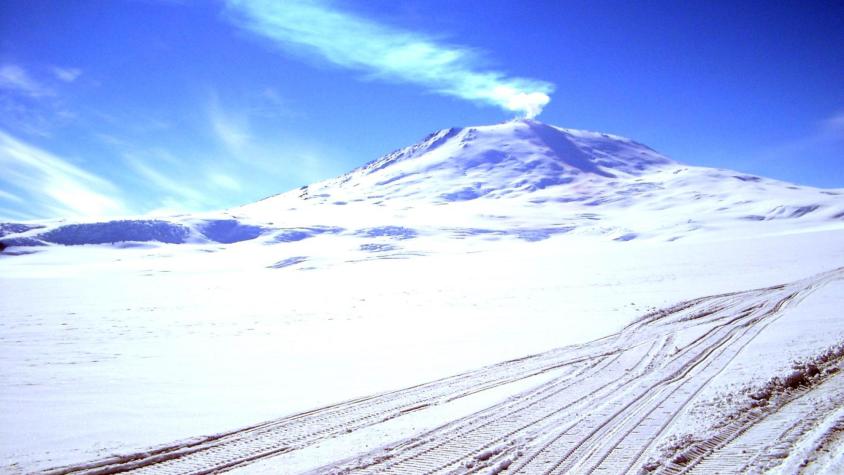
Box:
746, 110, 844, 183
52, 66, 83, 83
122, 152, 207, 206
820, 111, 844, 141
0, 130, 127, 218
224, 0, 554, 118
209, 172, 242, 191
208, 93, 251, 152
0, 188, 24, 204
0, 64, 53, 98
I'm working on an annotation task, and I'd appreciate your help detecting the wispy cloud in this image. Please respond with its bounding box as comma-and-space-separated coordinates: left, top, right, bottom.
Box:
758, 110, 844, 160
122, 151, 207, 207
52, 66, 83, 83
0, 206, 36, 221
739, 110, 844, 187
0, 130, 127, 218
208, 172, 242, 191
208, 93, 251, 152
0, 188, 24, 204
224, 0, 554, 118
0, 64, 53, 98
204, 91, 321, 177
820, 111, 844, 141
0, 64, 82, 137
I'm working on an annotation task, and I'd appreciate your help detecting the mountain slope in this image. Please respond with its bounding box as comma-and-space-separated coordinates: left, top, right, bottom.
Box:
278, 119, 674, 204
1, 119, 843, 258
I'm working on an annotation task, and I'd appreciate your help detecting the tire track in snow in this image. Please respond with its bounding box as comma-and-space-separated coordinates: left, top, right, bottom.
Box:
43, 268, 844, 475
340, 340, 659, 474
322, 268, 843, 475
42, 337, 609, 475
518, 291, 799, 474
655, 359, 844, 474
518, 270, 841, 474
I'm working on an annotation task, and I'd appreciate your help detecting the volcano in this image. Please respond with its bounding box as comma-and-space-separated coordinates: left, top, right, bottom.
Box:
2, 120, 842, 256
3, 121, 844, 474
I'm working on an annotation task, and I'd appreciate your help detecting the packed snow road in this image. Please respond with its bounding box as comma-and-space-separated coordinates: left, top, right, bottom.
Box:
43, 267, 844, 475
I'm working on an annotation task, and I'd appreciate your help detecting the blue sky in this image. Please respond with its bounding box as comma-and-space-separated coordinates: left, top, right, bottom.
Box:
0, 0, 842, 220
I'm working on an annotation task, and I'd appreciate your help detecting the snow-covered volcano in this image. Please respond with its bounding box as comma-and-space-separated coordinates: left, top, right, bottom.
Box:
4, 121, 844, 474
276, 119, 674, 204
2, 119, 842, 258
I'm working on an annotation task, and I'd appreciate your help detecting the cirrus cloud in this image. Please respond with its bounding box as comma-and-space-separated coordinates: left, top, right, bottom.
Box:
224, 0, 554, 118
0, 130, 127, 219
0, 64, 53, 98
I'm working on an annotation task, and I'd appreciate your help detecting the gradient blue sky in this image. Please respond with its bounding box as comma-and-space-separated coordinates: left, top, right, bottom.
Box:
1, 0, 842, 220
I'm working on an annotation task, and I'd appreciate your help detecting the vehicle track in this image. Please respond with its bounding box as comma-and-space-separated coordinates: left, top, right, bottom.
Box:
320, 298, 752, 474
43, 268, 844, 475
515, 290, 799, 474
323, 268, 843, 475
655, 363, 844, 475
42, 332, 611, 475
338, 340, 661, 474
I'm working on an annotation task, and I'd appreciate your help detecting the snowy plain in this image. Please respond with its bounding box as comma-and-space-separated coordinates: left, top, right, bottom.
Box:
2, 120, 844, 473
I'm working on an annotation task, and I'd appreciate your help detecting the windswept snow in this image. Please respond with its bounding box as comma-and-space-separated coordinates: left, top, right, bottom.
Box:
1, 119, 844, 474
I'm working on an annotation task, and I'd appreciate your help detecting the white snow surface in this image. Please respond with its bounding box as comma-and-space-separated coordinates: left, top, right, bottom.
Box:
1, 119, 844, 473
